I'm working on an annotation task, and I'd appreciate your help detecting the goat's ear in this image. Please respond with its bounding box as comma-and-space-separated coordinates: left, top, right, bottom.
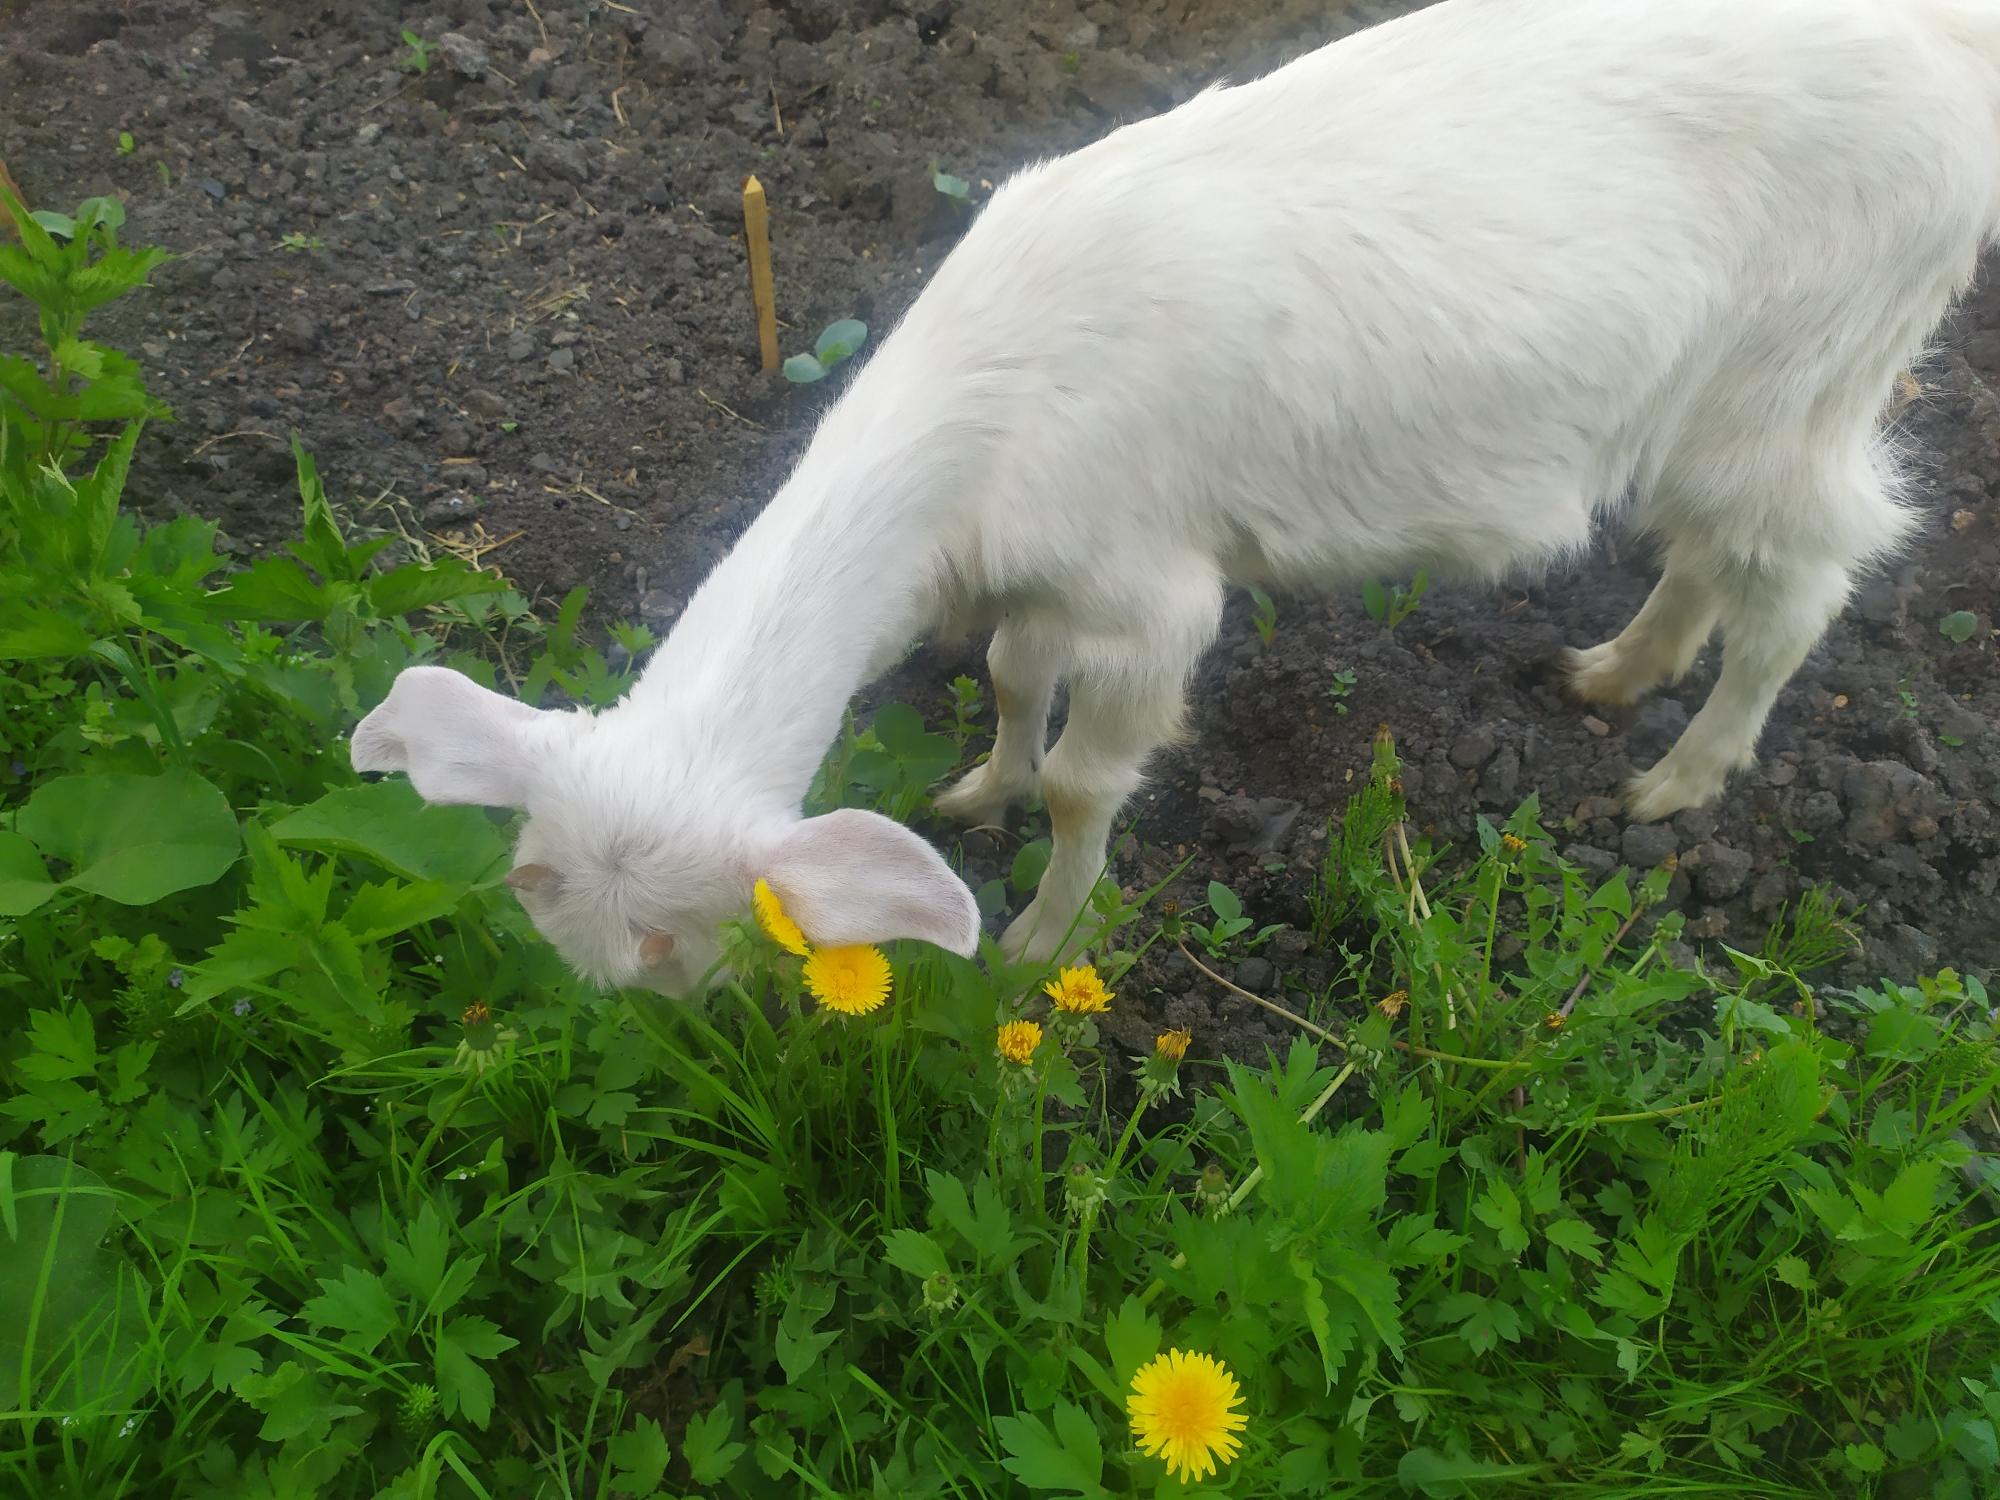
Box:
350, 665, 559, 808
764, 809, 981, 957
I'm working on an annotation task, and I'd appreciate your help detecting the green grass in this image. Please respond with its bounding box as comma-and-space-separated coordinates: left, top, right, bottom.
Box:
3, 192, 1998, 1500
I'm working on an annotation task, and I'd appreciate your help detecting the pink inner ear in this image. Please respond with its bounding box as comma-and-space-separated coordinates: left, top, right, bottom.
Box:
507, 863, 559, 893
639, 932, 676, 967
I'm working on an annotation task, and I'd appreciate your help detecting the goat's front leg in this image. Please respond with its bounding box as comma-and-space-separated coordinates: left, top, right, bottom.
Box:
1000, 586, 1219, 965
935, 617, 1059, 827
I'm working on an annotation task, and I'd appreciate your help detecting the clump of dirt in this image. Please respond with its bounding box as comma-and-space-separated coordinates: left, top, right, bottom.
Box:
4, 0, 1994, 1040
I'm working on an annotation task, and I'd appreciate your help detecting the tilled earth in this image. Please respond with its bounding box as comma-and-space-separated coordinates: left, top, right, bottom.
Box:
4, 0, 1995, 1053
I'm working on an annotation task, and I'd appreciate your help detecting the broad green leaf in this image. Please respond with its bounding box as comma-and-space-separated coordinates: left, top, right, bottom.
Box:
204, 556, 332, 621
299, 1265, 399, 1353
683, 1404, 747, 1485
0, 1155, 144, 1411
1207, 881, 1243, 922
366, 558, 505, 618
341, 879, 463, 943
1543, 1217, 1605, 1266
1010, 838, 1052, 895
271, 779, 508, 887
995, 1402, 1104, 1495
881, 1228, 949, 1280
1102, 1295, 1160, 1388
434, 1314, 517, 1429
782, 353, 826, 383
608, 1417, 671, 1494
814, 318, 868, 364
17, 768, 240, 904
1939, 610, 1979, 643
0, 832, 57, 916
1472, 1178, 1528, 1257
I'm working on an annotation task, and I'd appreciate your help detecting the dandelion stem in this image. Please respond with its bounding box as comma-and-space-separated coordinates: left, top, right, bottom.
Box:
1176, 942, 1526, 1070
1074, 1094, 1149, 1287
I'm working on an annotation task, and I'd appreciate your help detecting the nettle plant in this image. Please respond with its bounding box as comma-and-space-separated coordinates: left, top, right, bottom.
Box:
2, 200, 1997, 1500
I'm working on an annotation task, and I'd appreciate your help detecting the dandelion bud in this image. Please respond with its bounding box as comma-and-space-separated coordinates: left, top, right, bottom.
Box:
1377, 990, 1409, 1020
1195, 1162, 1232, 1217
1064, 1159, 1108, 1219
921, 1270, 960, 1317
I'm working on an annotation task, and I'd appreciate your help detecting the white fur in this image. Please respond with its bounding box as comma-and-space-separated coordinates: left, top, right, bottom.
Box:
350, 0, 2000, 989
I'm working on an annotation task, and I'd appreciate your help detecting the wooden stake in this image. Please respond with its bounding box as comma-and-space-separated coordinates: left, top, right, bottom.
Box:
742, 174, 779, 374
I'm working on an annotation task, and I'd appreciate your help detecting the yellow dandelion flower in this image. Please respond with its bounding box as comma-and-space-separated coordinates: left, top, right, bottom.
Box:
752, 877, 810, 956
1155, 1028, 1191, 1062
1543, 1010, 1566, 1031
1044, 964, 1112, 1015
1500, 832, 1528, 856
1377, 990, 1408, 1019
1127, 1349, 1249, 1483
803, 944, 891, 1016
995, 1018, 1042, 1064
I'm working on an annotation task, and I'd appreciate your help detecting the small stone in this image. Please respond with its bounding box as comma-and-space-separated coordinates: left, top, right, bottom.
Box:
379, 396, 423, 436
421, 493, 480, 527
198, 177, 227, 200
354, 122, 382, 147
526, 138, 592, 185
546, 347, 576, 373
1232, 957, 1273, 994
277, 310, 320, 353
463, 387, 508, 418
1561, 843, 1618, 880
1581, 715, 1611, 737
1196, 785, 1226, 803
439, 421, 474, 455
1692, 841, 1753, 901
437, 31, 489, 79
1449, 726, 1498, 768
505, 331, 537, 362
1621, 823, 1678, 869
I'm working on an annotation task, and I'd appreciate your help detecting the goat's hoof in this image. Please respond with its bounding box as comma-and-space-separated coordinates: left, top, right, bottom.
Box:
1625, 758, 1725, 825
1000, 901, 1088, 968
934, 764, 1024, 827
1561, 644, 1647, 708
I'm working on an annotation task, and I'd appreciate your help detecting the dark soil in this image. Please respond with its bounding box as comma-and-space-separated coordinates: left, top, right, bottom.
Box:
6, 0, 1996, 1051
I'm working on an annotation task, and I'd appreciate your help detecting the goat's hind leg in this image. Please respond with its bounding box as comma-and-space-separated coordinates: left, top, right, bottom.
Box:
999, 580, 1223, 965
935, 615, 1060, 827
1565, 544, 1720, 708
1626, 549, 1856, 823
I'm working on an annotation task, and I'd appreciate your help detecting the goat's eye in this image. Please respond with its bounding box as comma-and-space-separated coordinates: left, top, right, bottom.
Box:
638, 932, 676, 967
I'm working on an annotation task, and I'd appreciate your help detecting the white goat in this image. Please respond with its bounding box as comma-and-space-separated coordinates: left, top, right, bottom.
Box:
352, 0, 2000, 994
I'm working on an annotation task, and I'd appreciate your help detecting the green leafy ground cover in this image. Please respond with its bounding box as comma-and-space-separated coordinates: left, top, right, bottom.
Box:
3, 193, 1997, 1500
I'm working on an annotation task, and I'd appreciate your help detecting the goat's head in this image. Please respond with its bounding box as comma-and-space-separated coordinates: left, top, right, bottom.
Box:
349, 666, 982, 995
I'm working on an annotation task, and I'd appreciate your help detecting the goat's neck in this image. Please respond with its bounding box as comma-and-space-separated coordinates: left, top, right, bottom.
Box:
630, 399, 955, 808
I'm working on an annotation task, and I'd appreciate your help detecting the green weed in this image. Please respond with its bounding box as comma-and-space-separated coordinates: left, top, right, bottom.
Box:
1363, 571, 1429, 630
782, 318, 868, 384
1939, 610, 1980, 644
1247, 585, 1278, 646
399, 29, 436, 75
